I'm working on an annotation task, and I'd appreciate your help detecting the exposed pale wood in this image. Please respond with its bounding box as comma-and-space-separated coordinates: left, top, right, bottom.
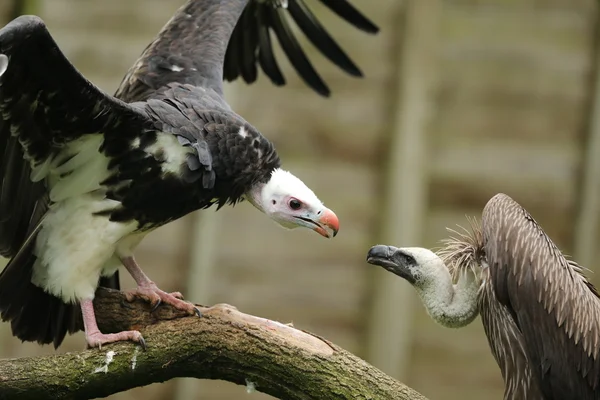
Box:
365, 0, 440, 380
574, 5, 600, 268
0, 288, 429, 400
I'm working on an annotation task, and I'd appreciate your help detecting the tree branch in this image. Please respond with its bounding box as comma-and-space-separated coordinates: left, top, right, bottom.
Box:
0, 288, 428, 400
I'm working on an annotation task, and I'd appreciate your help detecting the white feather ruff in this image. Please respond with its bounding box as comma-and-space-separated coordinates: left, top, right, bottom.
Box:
28, 134, 170, 302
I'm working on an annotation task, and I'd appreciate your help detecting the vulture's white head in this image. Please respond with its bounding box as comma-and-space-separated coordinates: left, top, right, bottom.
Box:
246, 168, 339, 238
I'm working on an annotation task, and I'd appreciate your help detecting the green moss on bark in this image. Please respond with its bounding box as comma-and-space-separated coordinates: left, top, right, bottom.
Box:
0, 289, 427, 400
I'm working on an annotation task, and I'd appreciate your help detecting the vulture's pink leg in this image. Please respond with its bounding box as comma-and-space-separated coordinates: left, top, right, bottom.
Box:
81, 298, 145, 349
121, 256, 200, 316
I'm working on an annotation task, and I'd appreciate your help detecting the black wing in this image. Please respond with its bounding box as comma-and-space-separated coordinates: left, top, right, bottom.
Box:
224, 0, 379, 97
115, 0, 379, 103
0, 15, 152, 257
114, 0, 249, 103
0, 15, 154, 347
482, 193, 600, 400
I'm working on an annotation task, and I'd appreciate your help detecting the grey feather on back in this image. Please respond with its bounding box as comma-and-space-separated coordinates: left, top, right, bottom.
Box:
193, 141, 212, 168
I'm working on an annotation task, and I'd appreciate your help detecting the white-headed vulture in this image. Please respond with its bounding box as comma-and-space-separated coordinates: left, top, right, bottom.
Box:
0, 0, 377, 349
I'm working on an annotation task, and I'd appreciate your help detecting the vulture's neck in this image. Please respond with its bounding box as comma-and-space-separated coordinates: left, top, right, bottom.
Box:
416, 262, 480, 328
245, 182, 266, 212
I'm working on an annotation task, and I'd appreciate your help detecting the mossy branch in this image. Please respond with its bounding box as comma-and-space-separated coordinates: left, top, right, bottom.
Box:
0, 288, 428, 400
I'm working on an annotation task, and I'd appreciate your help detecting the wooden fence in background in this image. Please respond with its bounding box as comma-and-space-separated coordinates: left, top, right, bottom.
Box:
1, 1, 599, 399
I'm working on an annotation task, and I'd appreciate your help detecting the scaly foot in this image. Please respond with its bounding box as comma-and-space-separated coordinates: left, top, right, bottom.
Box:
125, 282, 201, 316
86, 329, 146, 350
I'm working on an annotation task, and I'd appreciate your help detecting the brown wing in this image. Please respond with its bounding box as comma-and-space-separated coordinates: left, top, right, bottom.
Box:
482, 193, 600, 399
479, 270, 545, 400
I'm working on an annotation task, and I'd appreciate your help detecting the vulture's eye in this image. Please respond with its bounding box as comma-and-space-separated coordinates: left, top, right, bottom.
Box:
289, 199, 302, 210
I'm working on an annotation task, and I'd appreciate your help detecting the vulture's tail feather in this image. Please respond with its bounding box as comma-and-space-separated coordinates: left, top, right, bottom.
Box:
0, 227, 82, 348
0, 226, 121, 348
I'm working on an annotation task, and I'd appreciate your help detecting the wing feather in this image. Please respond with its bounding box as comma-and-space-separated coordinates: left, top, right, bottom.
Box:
256, 5, 285, 86
116, 0, 378, 100
482, 193, 600, 399
240, 1, 259, 83
287, 0, 361, 77
0, 15, 151, 256
318, 0, 379, 33
114, 0, 248, 103
479, 278, 544, 400
223, 0, 379, 97
268, 5, 329, 96
0, 15, 156, 347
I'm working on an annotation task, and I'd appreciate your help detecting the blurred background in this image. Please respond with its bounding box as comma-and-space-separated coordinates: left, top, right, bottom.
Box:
1, 0, 599, 399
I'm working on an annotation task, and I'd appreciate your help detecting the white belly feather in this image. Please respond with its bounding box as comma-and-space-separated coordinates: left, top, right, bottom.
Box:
28, 132, 188, 303
30, 134, 142, 303
32, 195, 139, 302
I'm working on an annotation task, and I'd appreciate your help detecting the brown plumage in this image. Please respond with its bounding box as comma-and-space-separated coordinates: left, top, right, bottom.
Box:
367, 193, 600, 400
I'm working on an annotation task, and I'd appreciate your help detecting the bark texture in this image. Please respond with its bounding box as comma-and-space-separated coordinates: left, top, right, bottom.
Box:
0, 288, 428, 400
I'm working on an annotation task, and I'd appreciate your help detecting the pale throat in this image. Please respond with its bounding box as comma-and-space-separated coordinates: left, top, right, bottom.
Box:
244, 181, 267, 213
417, 264, 480, 328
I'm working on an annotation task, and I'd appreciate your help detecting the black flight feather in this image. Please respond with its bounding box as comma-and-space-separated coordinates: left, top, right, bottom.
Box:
240, 1, 259, 83
268, 5, 329, 96
256, 5, 285, 86
223, 0, 379, 96
287, 0, 362, 77
318, 0, 379, 34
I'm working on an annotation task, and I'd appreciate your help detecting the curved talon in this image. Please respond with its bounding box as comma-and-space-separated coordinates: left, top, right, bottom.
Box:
125, 284, 198, 316
120, 298, 135, 309
138, 336, 147, 351
124, 292, 137, 303
85, 329, 144, 349
171, 291, 184, 300
150, 298, 162, 313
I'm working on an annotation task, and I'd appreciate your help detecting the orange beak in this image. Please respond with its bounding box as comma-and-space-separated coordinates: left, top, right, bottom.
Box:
313, 208, 340, 238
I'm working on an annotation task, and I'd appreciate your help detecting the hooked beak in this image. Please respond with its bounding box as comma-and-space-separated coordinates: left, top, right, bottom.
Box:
295, 208, 340, 238
366, 245, 399, 270
366, 245, 416, 284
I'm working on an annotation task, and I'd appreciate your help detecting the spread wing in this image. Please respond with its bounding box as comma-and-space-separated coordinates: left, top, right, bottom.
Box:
0, 15, 152, 257
224, 0, 379, 97
482, 193, 600, 399
114, 0, 249, 103
114, 0, 379, 103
